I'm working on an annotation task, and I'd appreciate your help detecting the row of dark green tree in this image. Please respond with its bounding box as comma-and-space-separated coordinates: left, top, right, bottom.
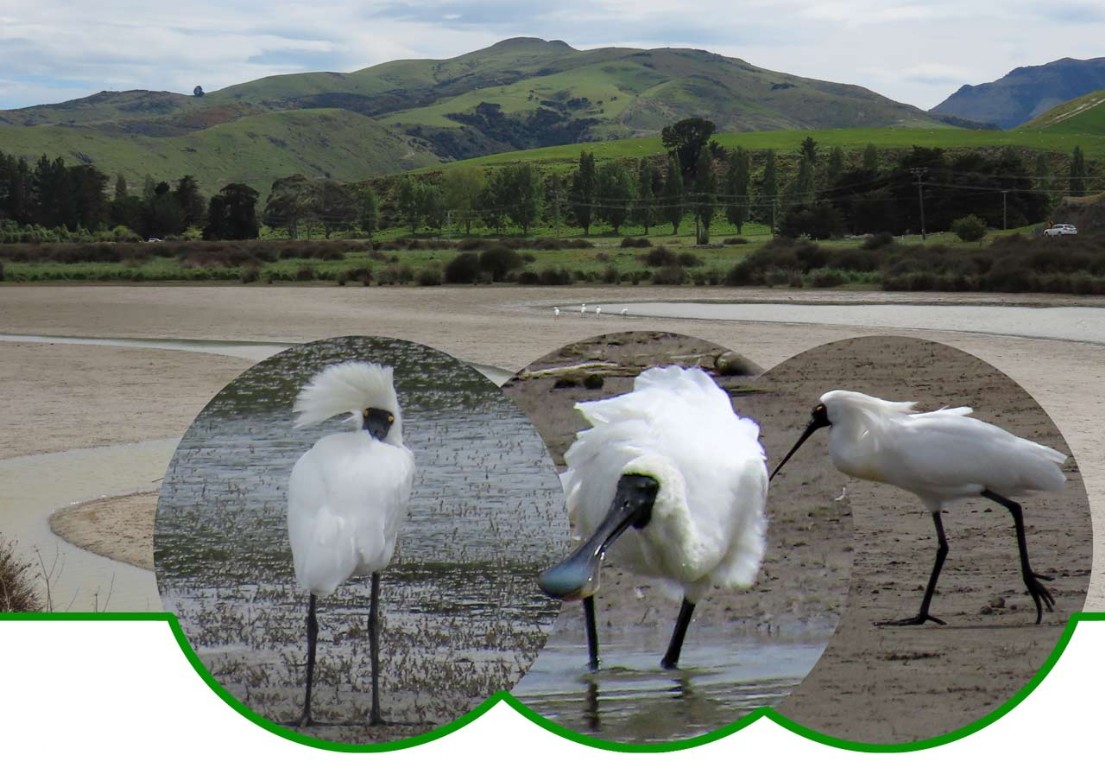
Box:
267, 119, 1089, 242
0, 150, 259, 241
2, 122, 1097, 243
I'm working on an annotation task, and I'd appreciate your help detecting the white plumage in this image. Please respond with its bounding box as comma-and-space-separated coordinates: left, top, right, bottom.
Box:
772, 388, 1066, 625
541, 365, 768, 669
287, 361, 414, 725
566, 366, 767, 599
818, 390, 1066, 505
288, 433, 414, 596
289, 362, 413, 594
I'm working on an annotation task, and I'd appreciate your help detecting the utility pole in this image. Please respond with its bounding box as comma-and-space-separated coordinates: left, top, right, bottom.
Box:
910, 168, 926, 240
1001, 190, 1009, 231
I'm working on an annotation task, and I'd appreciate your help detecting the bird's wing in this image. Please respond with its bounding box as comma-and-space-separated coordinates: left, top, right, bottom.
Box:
288, 449, 362, 596
707, 459, 769, 592
287, 435, 414, 596
887, 412, 1066, 497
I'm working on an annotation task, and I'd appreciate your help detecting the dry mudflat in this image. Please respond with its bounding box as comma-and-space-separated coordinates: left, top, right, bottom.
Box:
0, 284, 1102, 745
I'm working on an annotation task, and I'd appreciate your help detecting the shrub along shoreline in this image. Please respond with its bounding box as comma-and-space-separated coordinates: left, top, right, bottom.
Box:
2, 232, 1104, 294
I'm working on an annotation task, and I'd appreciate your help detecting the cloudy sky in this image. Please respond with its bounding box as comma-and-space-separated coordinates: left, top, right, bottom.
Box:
1, 0, 1102, 111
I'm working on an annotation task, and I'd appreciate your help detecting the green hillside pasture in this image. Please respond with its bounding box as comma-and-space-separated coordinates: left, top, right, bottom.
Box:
210, 69, 420, 106
453, 126, 1105, 171
0, 90, 198, 128
208, 39, 586, 112
382, 61, 659, 131
0, 109, 440, 197
1024, 90, 1105, 134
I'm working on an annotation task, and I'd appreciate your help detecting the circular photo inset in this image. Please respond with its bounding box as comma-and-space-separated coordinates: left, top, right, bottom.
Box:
155, 336, 569, 745
505, 331, 853, 744
759, 336, 1091, 744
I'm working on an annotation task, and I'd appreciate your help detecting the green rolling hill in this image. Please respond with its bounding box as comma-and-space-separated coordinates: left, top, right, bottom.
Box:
1023, 90, 1105, 134
0, 37, 954, 196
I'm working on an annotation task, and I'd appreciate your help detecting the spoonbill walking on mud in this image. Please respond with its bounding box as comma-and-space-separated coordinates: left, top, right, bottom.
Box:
538, 366, 768, 670
287, 361, 415, 725
771, 389, 1065, 626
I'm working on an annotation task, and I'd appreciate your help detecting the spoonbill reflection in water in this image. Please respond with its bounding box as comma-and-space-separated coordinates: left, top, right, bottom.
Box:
771, 389, 1065, 625
538, 366, 768, 670
287, 361, 415, 725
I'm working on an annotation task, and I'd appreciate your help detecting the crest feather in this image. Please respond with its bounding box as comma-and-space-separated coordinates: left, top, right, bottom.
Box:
821, 389, 918, 417
293, 362, 401, 428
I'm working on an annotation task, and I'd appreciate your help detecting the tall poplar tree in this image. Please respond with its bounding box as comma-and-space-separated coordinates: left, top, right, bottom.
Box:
661, 155, 684, 234
570, 151, 596, 235
1070, 145, 1087, 197
760, 149, 779, 233
725, 147, 751, 234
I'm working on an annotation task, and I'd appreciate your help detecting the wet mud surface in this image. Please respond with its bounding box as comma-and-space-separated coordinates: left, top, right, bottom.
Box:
504, 331, 853, 744
751, 336, 1092, 744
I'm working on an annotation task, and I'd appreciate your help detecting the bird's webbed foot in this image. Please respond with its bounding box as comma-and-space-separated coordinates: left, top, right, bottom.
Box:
875, 612, 946, 627
1024, 570, 1055, 624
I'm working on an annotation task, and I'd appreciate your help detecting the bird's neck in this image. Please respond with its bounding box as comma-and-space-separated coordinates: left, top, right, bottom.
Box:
829, 418, 887, 483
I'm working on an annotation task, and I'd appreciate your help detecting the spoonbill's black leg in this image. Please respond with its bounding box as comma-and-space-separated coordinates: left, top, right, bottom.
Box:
661, 598, 696, 669
878, 511, 948, 626
368, 571, 386, 726
300, 593, 318, 727
583, 596, 600, 671
981, 489, 1054, 624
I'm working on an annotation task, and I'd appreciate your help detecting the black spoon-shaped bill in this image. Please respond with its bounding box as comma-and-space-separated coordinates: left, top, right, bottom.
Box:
538, 473, 659, 600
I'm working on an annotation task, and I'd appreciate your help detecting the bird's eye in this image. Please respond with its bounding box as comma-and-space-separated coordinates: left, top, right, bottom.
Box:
363, 408, 371, 418
387, 414, 395, 424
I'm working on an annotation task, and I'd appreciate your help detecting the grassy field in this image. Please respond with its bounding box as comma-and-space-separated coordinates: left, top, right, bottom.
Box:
8, 222, 1101, 295
447, 126, 1105, 172
1023, 89, 1105, 135
0, 108, 441, 195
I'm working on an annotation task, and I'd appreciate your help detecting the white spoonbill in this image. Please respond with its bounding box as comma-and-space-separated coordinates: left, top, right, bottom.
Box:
771, 389, 1065, 625
538, 366, 768, 670
287, 361, 415, 725
554, 307, 560, 318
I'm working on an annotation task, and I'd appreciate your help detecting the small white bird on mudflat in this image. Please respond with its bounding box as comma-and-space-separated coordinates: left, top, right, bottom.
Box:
538, 366, 768, 670
287, 361, 415, 726
771, 389, 1065, 626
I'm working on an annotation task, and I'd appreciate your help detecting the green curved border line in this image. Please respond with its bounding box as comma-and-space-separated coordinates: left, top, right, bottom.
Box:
2, 610, 1100, 753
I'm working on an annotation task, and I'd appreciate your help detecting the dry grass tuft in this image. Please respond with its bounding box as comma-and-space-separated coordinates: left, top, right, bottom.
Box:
0, 539, 41, 612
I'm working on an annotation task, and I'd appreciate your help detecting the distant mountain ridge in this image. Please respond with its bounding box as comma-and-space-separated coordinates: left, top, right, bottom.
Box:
0, 37, 951, 194
930, 57, 1105, 129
